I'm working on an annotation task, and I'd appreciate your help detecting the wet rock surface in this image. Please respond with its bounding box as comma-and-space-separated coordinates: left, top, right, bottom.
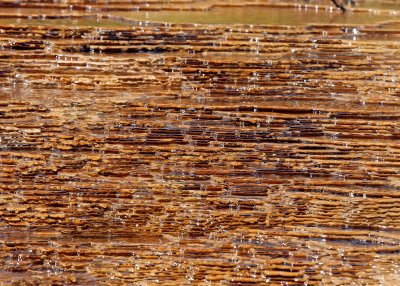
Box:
1, 0, 400, 285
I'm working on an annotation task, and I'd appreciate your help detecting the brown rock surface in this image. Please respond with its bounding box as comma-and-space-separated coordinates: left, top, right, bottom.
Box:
1, 1, 400, 285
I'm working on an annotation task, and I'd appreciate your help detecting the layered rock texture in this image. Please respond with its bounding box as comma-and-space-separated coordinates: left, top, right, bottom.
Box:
1, 0, 400, 285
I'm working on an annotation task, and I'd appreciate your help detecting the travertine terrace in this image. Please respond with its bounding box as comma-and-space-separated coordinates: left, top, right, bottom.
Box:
1, 0, 400, 285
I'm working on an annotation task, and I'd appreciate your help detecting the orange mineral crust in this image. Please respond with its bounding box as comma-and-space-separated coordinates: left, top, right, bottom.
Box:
1, 1, 400, 285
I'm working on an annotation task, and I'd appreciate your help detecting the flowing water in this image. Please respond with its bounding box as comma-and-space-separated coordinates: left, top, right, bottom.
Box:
1, 0, 400, 285
114, 6, 400, 25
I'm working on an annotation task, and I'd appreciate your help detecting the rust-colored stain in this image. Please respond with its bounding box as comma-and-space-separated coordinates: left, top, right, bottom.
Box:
1, 1, 400, 285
